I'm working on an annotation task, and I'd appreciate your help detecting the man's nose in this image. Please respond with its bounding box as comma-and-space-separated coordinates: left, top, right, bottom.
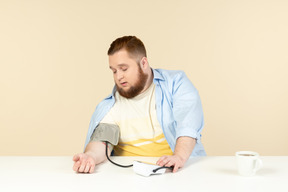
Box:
116, 71, 124, 80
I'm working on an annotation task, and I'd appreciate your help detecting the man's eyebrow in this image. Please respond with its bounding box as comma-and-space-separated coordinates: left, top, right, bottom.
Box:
117, 64, 128, 67
109, 64, 128, 69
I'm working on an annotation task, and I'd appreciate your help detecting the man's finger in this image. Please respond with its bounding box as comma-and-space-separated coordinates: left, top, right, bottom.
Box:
89, 163, 95, 173
73, 153, 84, 162
84, 162, 90, 173
78, 160, 87, 172
157, 156, 169, 166
72, 154, 80, 162
173, 166, 179, 173
165, 160, 175, 168
173, 166, 178, 173
156, 156, 167, 165
73, 161, 80, 172
173, 163, 180, 173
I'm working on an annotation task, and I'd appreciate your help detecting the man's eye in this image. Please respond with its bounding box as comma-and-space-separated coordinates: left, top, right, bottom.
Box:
122, 68, 127, 71
113, 70, 117, 74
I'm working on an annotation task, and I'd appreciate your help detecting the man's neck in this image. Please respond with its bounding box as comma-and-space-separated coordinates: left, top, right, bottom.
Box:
141, 68, 154, 94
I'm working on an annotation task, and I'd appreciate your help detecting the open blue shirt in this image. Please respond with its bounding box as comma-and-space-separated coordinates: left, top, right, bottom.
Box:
85, 68, 206, 157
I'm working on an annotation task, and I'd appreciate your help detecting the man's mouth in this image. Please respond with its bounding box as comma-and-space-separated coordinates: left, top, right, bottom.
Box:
120, 82, 128, 86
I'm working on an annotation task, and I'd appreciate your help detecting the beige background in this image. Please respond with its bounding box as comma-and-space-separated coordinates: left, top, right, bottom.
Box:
1, 0, 287, 156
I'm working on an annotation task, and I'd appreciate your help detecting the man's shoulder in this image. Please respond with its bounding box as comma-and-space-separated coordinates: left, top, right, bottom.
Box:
153, 68, 196, 92
153, 68, 187, 81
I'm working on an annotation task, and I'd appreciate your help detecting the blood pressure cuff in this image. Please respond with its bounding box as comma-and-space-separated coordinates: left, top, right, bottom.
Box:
89, 123, 120, 152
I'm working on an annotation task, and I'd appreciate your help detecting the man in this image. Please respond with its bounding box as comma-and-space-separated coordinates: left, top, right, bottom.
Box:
73, 36, 206, 174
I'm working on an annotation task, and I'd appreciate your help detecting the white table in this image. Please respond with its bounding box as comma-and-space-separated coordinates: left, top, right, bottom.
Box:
0, 156, 287, 192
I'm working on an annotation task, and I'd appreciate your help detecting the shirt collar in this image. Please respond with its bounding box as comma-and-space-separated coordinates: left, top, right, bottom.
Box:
105, 86, 116, 100
152, 68, 164, 81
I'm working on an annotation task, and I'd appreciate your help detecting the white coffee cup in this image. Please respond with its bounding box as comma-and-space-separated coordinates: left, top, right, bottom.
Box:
235, 151, 263, 176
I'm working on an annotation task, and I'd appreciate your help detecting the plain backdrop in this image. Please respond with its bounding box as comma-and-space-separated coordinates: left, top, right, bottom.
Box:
1, 0, 287, 156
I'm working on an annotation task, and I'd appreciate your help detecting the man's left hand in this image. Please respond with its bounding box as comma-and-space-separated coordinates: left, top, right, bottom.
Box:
156, 155, 186, 173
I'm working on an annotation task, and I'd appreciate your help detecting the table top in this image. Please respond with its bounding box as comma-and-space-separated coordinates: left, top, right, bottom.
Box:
0, 156, 287, 192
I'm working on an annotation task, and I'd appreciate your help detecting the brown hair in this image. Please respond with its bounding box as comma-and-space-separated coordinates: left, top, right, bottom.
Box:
107, 36, 147, 60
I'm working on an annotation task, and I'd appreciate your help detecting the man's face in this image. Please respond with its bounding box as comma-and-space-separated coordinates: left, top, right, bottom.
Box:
109, 50, 148, 98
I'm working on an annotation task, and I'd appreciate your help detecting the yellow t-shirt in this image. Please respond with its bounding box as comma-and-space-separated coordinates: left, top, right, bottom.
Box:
100, 83, 173, 156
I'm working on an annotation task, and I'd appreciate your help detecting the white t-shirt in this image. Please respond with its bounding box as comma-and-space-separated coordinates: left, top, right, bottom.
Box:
101, 83, 173, 156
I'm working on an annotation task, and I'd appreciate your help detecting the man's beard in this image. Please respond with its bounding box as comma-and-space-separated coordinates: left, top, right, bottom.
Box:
116, 66, 148, 99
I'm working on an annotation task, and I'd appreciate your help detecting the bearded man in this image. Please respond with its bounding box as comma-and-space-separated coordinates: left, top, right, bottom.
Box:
73, 36, 206, 174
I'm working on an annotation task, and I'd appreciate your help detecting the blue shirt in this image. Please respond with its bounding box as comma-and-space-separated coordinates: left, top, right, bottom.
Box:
84, 68, 206, 157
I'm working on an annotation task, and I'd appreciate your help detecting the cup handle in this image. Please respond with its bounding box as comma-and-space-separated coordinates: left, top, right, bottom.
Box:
253, 158, 263, 172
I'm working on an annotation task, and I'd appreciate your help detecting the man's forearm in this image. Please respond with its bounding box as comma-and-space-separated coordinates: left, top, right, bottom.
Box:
84, 141, 111, 165
174, 136, 196, 161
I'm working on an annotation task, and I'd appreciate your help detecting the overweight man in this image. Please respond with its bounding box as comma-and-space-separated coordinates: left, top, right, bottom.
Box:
73, 36, 206, 174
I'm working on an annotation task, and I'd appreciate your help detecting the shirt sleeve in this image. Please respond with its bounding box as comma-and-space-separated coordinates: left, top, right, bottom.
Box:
172, 72, 204, 143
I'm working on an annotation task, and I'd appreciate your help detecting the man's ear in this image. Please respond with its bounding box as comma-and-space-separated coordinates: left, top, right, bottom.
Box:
140, 57, 149, 69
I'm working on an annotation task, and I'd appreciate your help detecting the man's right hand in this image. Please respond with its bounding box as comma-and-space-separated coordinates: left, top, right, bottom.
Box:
73, 153, 96, 173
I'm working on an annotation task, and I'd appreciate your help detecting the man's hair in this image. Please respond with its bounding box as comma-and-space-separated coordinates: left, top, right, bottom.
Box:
107, 36, 147, 60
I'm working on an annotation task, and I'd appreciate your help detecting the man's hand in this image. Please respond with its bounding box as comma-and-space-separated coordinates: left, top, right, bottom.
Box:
156, 155, 185, 173
73, 153, 96, 173
157, 136, 196, 173
72, 141, 110, 174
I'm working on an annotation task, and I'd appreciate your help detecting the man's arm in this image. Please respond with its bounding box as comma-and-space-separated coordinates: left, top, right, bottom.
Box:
156, 71, 204, 171
156, 136, 196, 173
72, 141, 111, 173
